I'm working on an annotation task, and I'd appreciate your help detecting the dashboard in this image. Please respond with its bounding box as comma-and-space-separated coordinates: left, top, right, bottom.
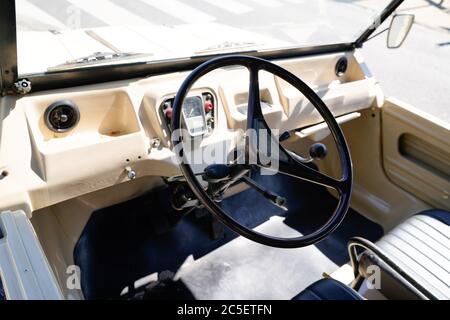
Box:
0, 51, 380, 214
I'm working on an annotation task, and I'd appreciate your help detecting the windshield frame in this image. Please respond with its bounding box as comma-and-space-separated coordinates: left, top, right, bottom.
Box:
0, 0, 18, 95
0, 0, 404, 95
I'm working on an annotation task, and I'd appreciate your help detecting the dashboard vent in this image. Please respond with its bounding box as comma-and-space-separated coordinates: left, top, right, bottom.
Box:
44, 100, 80, 132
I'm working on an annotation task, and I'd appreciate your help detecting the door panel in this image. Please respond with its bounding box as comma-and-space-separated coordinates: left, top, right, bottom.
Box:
382, 98, 450, 210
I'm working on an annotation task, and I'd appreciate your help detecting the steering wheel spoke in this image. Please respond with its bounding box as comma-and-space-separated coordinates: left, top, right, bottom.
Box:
246, 63, 264, 131
277, 157, 344, 191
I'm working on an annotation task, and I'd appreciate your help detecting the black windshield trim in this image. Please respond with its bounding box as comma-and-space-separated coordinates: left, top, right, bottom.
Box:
21, 43, 355, 93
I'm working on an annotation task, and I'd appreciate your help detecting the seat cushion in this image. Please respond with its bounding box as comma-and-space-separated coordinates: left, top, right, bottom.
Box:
293, 279, 363, 300
375, 210, 450, 299
419, 209, 450, 225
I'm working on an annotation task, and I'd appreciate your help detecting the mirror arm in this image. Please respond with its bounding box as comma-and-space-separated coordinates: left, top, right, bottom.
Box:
354, 0, 405, 48
365, 28, 389, 43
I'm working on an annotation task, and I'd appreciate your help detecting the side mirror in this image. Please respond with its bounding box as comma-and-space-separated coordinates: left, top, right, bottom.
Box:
387, 14, 415, 49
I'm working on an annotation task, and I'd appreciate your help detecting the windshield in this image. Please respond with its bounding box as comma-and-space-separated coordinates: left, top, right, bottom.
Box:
15, 0, 391, 75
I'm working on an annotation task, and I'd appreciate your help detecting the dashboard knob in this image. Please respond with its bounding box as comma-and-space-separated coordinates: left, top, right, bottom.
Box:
279, 131, 291, 142
164, 107, 173, 120
309, 143, 328, 160
203, 164, 231, 183
204, 101, 214, 113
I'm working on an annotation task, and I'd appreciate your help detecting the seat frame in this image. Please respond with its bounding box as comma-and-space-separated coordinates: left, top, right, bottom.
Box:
348, 209, 450, 300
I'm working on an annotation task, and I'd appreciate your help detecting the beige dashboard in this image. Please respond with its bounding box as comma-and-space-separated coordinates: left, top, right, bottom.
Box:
0, 50, 381, 216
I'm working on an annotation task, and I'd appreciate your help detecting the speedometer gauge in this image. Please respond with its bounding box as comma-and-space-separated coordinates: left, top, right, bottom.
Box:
182, 96, 207, 137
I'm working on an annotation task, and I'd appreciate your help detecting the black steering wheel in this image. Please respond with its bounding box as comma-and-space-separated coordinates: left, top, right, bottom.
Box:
171, 55, 353, 248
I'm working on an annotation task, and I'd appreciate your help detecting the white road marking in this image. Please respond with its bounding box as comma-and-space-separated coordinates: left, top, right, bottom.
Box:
282, 0, 307, 4
66, 0, 155, 26
92, 27, 168, 56
54, 31, 111, 58
140, 0, 216, 23
246, 0, 283, 8
202, 0, 253, 14
130, 26, 202, 56
16, 0, 68, 30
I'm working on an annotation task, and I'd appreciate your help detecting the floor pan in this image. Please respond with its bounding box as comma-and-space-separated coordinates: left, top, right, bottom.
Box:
74, 173, 383, 299
170, 216, 339, 300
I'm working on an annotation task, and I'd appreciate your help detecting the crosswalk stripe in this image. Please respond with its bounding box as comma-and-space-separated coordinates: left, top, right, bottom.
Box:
202, 0, 253, 14
16, 0, 68, 30
282, 0, 307, 4
66, 0, 155, 26
140, 0, 216, 24
246, 0, 283, 8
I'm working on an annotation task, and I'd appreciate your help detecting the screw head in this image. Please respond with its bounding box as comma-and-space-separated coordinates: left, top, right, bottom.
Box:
125, 167, 137, 180
151, 138, 161, 149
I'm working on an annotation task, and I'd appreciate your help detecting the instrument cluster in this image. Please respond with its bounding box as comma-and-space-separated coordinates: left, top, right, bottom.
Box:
160, 92, 216, 137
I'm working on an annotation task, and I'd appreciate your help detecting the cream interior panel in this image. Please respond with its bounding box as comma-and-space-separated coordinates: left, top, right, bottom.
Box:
30, 176, 164, 299
275, 52, 378, 130
24, 88, 147, 182
382, 98, 450, 210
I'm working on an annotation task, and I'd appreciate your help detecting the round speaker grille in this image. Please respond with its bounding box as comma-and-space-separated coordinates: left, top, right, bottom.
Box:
44, 100, 80, 132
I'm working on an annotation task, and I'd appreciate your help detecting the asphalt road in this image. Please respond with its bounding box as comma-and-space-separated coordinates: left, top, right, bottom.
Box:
362, 22, 450, 123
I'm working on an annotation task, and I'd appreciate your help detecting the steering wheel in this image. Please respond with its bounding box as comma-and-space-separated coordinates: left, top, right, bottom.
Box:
171, 55, 353, 248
